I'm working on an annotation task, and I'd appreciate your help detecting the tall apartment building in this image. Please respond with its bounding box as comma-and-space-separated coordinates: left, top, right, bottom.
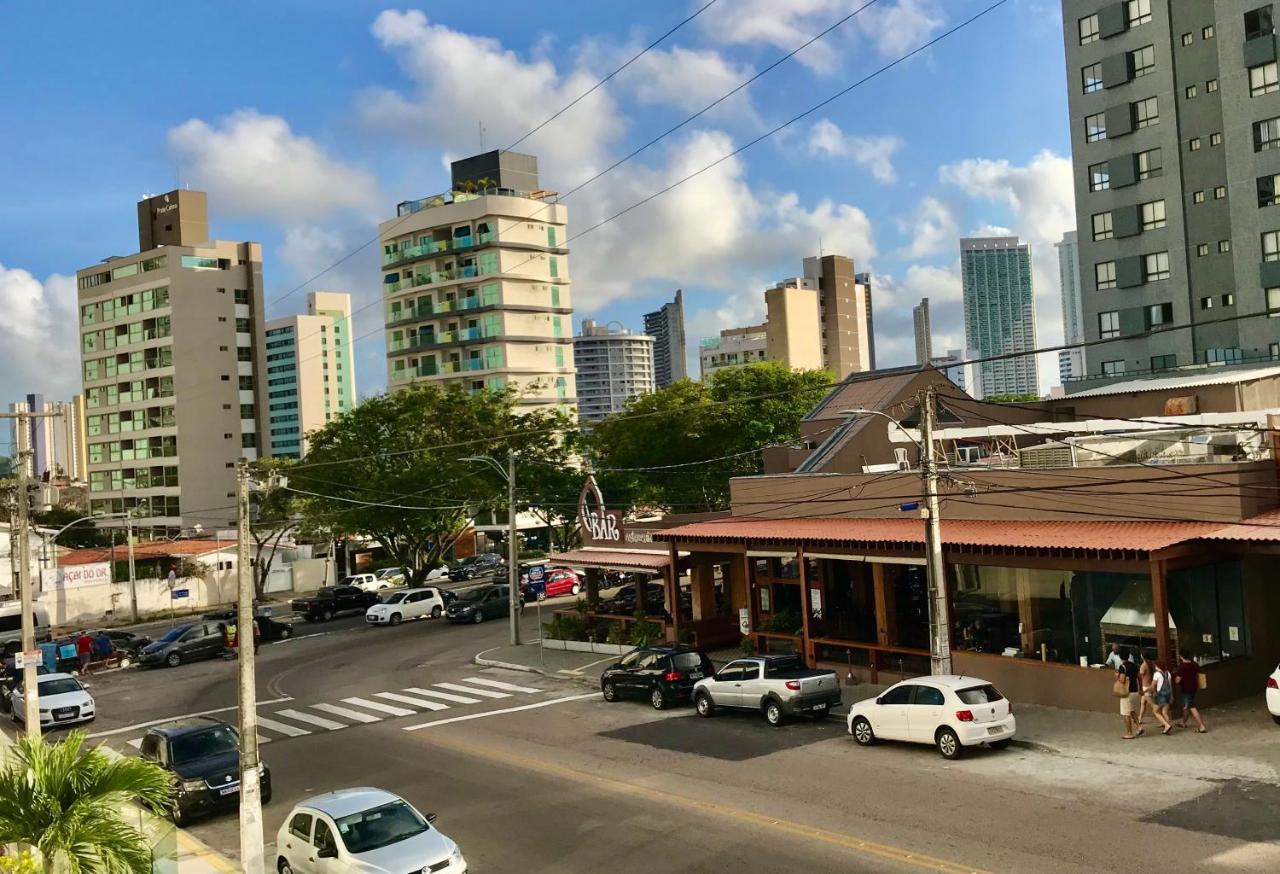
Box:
8, 395, 51, 478
265, 291, 356, 459
855, 272, 878, 370
1063, 1, 1280, 382
76, 190, 267, 532
10, 394, 88, 480
930, 349, 982, 399
764, 280, 825, 371
572, 320, 655, 423
699, 325, 769, 378
960, 236, 1040, 397
1056, 230, 1088, 381
380, 150, 575, 410
643, 289, 688, 388
801, 255, 874, 378
913, 298, 933, 364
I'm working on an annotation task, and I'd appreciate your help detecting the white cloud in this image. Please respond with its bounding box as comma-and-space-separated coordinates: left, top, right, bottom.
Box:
169, 110, 378, 222
855, 0, 946, 57
896, 196, 958, 258
807, 119, 902, 183
939, 149, 1075, 245
0, 265, 80, 405
969, 223, 1014, 238
627, 46, 756, 117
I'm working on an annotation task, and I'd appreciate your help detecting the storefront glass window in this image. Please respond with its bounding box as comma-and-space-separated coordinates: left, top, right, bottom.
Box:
1166, 561, 1246, 664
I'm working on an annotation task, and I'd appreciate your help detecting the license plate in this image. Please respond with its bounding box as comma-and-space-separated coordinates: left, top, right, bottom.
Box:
688, 672, 703, 680
219, 785, 240, 796
986, 726, 1004, 736
812, 703, 827, 711
53, 708, 76, 719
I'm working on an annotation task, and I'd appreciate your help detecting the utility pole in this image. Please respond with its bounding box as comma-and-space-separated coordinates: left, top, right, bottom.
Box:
125, 515, 138, 623
919, 387, 952, 676
235, 459, 265, 874
507, 449, 520, 647
14, 412, 39, 736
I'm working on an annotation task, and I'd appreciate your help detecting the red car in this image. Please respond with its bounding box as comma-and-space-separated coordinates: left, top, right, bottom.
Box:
541, 568, 584, 598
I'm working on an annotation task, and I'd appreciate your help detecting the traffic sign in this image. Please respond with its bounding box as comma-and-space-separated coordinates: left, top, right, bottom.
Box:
14, 650, 40, 669
171, 588, 190, 599
527, 565, 545, 582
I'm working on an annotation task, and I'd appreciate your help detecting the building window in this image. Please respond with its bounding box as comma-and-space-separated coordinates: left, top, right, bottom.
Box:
1259, 173, 1280, 207
1273, 342, 1280, 358
1256, 117, 1280, 151
1219, 240, 1231, 253
1141, 199, 1166, 229
1222, 293, 1235, 306
1214, 186, 1227, 199
1133, 97, 1159, 128
1146, 302, 1173, 327
1205, 347, 1243, 364
1203, 24, 1215, 39
1102, 360, 1127, 376
1085, 112, 1107, 143
1201, 297, 1214, 310
1095, 261, 1117, 290
1189, 137, 1202, 151
1099, 311, 1121, 339
1198, 243, 1210, 256
1089, 162, 1110, 191
1250, 62, 1279, 97
1181, 32, 1193, 46
1246, 6, 1275, 41
1092, 211, 1114, 240
1130, 45, 1155, 77
1127, 0, 1151, 26
234, 289, 250, 304
1136, 148, 1162, 179
1145, 251, 1170, 281
1194, 190, 1206, 203
1207, 78, 1218, 93
1079, 13, 1099, 44
1264, 230, 1280, 261
1082, 63, 1103, 94
1185, 84, 1197, 99
1269, 287, 1280, 315
1210, 132, 1222, 146
1151, 354, 1177, 371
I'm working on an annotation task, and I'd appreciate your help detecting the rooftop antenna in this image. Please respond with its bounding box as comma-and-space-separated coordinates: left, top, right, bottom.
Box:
479, 121, 486, 152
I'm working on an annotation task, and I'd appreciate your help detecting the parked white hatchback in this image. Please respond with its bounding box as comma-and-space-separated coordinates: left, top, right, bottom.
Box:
11, 673, 96, 728
1267, 664, 1280, 725
276, 787, 466, 874
846, 675, 1014, 759
365, 588, 446, 626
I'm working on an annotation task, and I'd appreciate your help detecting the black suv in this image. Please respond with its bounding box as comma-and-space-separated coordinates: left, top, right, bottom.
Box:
138, 717, 272, 825
600, 645, 715, 710
448, 553, 506, 581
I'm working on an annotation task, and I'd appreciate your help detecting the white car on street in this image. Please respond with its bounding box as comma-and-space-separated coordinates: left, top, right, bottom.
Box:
846, 675, 1015, 759
11, 673, 96, 728
1267, 664, 1280, 725
365, 588, 446, 626
343, 574, 386, 592
275, 787, 466, 874
424, 566, 450, 582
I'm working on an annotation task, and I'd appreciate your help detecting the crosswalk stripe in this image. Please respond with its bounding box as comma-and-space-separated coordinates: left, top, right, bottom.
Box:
435, 682, 510, 699
341, 697, 414, 717
275, 709, 346, 731
313, 703, 381, 724
375, 692, 448, 711
402, 687, 481, 705
126, 738, 143, 750
459, 677, 541, 694
255, 716, 311, 738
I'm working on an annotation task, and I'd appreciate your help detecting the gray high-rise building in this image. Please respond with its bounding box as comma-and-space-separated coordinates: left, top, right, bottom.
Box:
855, 272, 877, 370
1056, 230, 1087, 382
573, 320, 655, 423
643, 290, 687, 387
961, 236, 1040, 397
1063, 1, 1280, 382
913, 298, 933, 364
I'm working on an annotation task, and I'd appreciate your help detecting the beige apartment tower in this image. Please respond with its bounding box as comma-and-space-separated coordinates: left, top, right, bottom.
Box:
76, 190, 268, 533
801, 254, 873, 378
381, 150, 575, 409
764, 283, 825, 371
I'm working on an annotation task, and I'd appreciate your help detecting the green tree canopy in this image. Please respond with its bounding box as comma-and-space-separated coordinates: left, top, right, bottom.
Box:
32, 506, 113, 549
589, 362, 831, 512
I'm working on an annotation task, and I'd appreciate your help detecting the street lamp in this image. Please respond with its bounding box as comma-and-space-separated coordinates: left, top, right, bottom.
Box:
462, 452, 520, 647
839, 388, 952, 675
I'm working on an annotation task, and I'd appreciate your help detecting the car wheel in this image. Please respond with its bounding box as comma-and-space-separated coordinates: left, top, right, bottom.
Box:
851, 716, 876, 746
936, 727, 963, 760
262, 783, 272, 805
278, 859, 294, 874
431, 606, 442, 619
989, 739, 1012, 751
278, 627, 292, 640
171, 802, 189, 827
602, 681, 618, 702
764, 700, 784, 726
389, 613, 402, 626
571, 583, 582, 596
118, 655, 132, 668
694, 692, 715, 718
322, 608, 334, 622
166, 651, 182, 668
472, 611, 484, 624
650, 687, 667, 710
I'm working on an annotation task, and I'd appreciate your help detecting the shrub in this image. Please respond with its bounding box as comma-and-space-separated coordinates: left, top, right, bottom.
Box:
629, 616, 662, 646
543, 612, 587, 641
739, 635, 756, 656
605, 622, 626, 646
767, 608, 803, 635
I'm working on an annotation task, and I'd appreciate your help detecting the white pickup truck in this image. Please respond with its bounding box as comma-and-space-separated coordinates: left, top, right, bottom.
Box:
692, 655, 842, 726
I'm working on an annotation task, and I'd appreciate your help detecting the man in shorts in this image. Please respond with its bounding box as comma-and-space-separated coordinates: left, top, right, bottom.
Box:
1175, 650, 1208, 733
1118, 648, 1141, 738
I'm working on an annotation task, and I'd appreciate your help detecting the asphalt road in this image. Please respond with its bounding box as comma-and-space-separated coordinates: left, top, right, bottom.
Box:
60, 599, 1280, 874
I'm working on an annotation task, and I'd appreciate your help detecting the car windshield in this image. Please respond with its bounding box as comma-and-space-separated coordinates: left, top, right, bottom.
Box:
38, 678, 82, 696
157, 627, 188, 643
334, 800, 429, 854
672, 653, 707, 672
956, 684, 1005, 705
458, 589, 487, 603
171, 726, 239, 765
381, 592, 406, 604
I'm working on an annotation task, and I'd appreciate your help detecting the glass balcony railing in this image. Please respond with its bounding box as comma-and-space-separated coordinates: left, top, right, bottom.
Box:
385, 280, 402, 295
383, 231, 498, 267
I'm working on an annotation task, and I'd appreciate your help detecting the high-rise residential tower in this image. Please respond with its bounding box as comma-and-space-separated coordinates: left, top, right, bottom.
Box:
572, 320, 655, 423
1056, 230, 1087, 382
1063, 1, 1280, 381
76, 190, 268, 532
855, 272, 877, 370
913, 298, 933, 364
8, 394, 87, 480
265, 292, 356, 459
380, 150, 575, 410
643, 289, 688, 388
802, 255, 874, 378
961, 236, 1040, 397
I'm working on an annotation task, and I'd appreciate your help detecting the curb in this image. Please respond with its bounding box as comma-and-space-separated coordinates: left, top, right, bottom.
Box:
473, 651, 599, 689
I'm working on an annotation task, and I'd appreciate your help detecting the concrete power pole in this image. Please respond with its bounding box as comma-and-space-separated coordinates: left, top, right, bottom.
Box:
14, 411, 40, 736
235, 459, 265, 874
507, 449, 520, 647
126, 515, 139, 623
919, 387, 952, 676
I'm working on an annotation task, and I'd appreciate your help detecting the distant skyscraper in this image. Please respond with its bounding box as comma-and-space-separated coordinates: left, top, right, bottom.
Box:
643, 290, 687, 388
573, 320, 655, 423
930, 349, 982, 399
856, 273, 877, 370
801, 255, 872, 378
9, 395, 88, 481
913, 298, 933, 365
1055, 231, 1086, 383
961, 236, 1039, 397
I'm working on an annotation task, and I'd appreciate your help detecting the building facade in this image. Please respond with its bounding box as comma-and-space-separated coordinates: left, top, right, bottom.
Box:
643, 289, 688, 388
855, 272, 877, 370
699, 326, 768, 378
265, 292, 356, 459
1063, 0, 1280, 383
1056, 230, 1087, 382
76, 190, 268, 532
572, 320, 655, 423
381, 150, 575, 410
961, 236, 1040, 397
9, 394, 87, 481
764, 280, 825, 371
803, 255, 874, 378
913, 298, 933, 364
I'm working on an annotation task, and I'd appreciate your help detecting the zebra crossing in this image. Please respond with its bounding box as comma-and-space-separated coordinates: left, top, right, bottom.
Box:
119, 676, 541, 750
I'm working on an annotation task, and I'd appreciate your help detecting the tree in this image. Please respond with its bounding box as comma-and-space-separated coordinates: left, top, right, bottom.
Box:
249, 458, 300, 600
31, 506, 112, 549
0, 456, 13, 478
0, 730, 173, 874
589, 362, 831, 512
294, 384, 576, 585
984, 392, 1041, 403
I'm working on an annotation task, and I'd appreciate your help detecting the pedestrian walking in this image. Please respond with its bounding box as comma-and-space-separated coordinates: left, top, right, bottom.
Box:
74, 630, 93, 675
1136, 651, 1154, 727
1116, 648, 1141, 739
1104, 643, 1124, 671
1152, 657, 1174, 734
1175, 650, 1208, 733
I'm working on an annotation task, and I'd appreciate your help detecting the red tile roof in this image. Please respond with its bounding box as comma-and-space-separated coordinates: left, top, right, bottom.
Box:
58, 539, 236, 566
546, 548, 671, 572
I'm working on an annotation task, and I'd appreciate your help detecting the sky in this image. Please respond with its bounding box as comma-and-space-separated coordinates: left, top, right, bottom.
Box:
0, 0, 1075, 413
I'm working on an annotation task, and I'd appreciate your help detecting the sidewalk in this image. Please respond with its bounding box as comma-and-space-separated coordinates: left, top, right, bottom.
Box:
477, 642, 1280, 786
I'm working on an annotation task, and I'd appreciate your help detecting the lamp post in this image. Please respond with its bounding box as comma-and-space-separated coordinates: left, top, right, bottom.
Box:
462, 452, 520, 646
840, 387, 952, 675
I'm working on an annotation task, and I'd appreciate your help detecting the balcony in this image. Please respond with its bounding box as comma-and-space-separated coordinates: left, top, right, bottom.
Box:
382, 231, 499, 267
439, 358, 493, 374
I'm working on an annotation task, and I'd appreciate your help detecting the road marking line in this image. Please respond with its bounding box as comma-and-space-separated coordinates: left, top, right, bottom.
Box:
255, 716, 311, 737
86, 695, 294, 738
374, 692, 448, 711
275, 709, 346, 731
126, 738, 143, 750
403, 693, 598, 731
461, 677, 540, 693
402, 687, 481, 705
435, 682, 509, 699
341, 696, 414, 716
313, 703, 381, 724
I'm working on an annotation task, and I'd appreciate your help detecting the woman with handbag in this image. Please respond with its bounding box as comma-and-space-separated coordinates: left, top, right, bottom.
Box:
1114, 649, 1140, 739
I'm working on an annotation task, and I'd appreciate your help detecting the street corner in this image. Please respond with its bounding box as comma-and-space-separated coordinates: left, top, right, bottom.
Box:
474, 641, 618, 686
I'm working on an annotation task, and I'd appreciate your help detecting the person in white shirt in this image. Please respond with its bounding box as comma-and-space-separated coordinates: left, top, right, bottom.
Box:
1104, 643, 1124, 671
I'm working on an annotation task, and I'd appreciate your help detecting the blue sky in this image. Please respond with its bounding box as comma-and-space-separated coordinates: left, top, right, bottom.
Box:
0, 0, 1075, 409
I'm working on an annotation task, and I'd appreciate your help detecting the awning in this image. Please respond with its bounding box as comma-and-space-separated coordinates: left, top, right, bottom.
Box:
546, 548, 671, 574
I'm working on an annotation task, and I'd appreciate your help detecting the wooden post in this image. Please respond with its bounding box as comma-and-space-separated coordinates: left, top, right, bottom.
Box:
744, 552, 759, 653
798, 546, 813, 667
872, 563, 894, 647
1151, 559, 1170, 667
666, 540, 680, 643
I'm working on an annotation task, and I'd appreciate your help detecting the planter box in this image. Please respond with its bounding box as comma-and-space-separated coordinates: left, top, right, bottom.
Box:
539, 638, 631, 655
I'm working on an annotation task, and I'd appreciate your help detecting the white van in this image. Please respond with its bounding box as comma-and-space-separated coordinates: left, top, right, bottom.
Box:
0, 601, 52, 651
